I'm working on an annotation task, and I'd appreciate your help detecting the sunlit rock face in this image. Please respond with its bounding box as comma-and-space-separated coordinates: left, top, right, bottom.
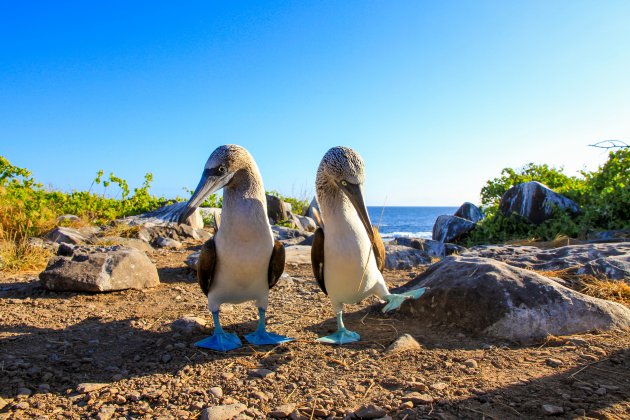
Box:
499, 181, 580, 224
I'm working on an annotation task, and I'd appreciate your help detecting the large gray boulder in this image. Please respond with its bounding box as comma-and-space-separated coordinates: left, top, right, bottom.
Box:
39, 245, 159, 292
392, 237, 466, 258
432, 215, 476, 243
454, 202, 484, 223
271, 225, 313, 246
464, 243, 630, 282
266, 194, 291, 224
126, 201, 204, 229
292, 214, 317, 233
44, 227, 90, 245
499, 181, 580, 224
385, 245, 432, 270
396, 256, 630, 343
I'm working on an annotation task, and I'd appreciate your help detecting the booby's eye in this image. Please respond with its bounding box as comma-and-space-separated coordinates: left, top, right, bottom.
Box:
340, 180, 348, 186
218, 166, 226, 173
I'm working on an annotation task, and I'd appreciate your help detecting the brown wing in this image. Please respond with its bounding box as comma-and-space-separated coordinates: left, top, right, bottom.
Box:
372, 226, 386, 273
197, 238, 216, 296
311, 227, 327, 295
267, 240, 285, 289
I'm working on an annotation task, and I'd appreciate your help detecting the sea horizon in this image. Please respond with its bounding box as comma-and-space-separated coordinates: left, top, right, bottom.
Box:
366, 205, 458, 240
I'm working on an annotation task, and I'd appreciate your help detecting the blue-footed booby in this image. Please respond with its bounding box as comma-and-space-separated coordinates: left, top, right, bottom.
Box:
312, 146, 426, 344
178, 144, 293, 351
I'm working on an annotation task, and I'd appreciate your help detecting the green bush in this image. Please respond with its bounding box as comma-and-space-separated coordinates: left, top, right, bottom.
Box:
468, 149, 629, 245
266, 190, 309, 215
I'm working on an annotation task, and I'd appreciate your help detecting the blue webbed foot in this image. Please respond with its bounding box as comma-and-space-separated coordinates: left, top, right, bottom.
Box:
382, 287, 426, 313
195, 331, 242, 351
316, 328, 360, 345
245, 330, 294, 346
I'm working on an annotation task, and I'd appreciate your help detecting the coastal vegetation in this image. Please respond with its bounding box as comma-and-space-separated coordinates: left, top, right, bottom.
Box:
467, 148, 629, 245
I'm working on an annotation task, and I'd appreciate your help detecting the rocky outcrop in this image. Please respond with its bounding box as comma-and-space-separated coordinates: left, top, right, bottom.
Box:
432, 215, 476, 243
128, 201, 204, 229
266, 195, 292, 224
271, 226, 313, 246
384, 245, 432, 270
392, 237, 466, 258
39, 244, 159, 292
464, 242, 630, 282
44, 227, 90, 245
396, 256, 630, 343
454, 202, 483, 223
499, 181, 580, 224
292, 214, 317, 233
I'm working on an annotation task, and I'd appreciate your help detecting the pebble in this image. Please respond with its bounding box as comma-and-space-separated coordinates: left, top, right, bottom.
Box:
248, 368, 275, 378
385, 334, 422, 353
595, 387, 607, 396
542, 404, 564, 415
399, 401, 414, 409
200, 403, 247, 420
269, 403, 296, 418
402, 392, 434, 405
431, 382, 448, 391
155, 237, 182, 250
463, 359, 478, 369
251, 391, 268, 402
38, 383, 51, 392
408, 381, 428, 392
567, 337, 588, 347
546, 358, 563, 368
161, 354, 172, 363
127, 390, 141, 401
354, 404, 387, 419
209, 386, 224, 398
77, 383, 108, 393
96, 405, 117, 420
14, 401, 30, 410
171, 316, 207, 334
115, 395, 126, 404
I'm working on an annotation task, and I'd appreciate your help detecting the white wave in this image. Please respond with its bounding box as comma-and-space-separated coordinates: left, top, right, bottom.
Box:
380, 231, 433, 240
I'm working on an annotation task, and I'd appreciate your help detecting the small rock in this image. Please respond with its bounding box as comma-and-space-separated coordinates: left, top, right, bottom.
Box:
208, 387, 223, 399
431, 382, 448, 391
127, 390, 141, 401
251, 391, 268, 402
463, 359, 478, 369
354, 404, 387, 419
200, 403, 247, 420
595, 387, 607, 396
96, 405, 117, 420
248, 368, 275, 378
171, 316, 207, 334
542, 404, 564, 415
399, 401, 414, 409
567, 337, 589, 347
57, 214, 80, 223
115, 395, 126, 404
38, 383, 51, 392
161, 354, 172, 363
408, 382, 428, 392
14, 401, 30, 410
155, 237, 182, 250
546, 358, 563, 368
385, 334, 422, 353
402, 392, 434, 405
269, 403, 296, 418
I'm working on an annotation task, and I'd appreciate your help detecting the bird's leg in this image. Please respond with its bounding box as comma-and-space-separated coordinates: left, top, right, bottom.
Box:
195, 311, 242, 351
316, 311, 361, 345
382, 287, 426, 313
244, 308, 294, 346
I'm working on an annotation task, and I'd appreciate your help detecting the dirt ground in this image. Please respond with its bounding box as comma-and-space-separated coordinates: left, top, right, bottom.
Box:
1, 242, 629, 419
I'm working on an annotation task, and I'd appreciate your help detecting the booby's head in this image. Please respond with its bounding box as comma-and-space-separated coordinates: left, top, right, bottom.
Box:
317, 146, 374, 243
178, 144, 252, 223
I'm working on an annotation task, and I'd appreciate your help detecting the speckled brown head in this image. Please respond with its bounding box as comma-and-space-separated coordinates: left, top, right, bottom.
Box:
178, 144, 260, 223
316, 146, 374, 242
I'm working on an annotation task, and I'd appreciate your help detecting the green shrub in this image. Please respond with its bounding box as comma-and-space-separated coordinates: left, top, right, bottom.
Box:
266, 190, 309, 215
469, 149, 629, 245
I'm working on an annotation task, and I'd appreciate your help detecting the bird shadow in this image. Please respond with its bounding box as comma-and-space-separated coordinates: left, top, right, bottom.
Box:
0, 314, 292, 401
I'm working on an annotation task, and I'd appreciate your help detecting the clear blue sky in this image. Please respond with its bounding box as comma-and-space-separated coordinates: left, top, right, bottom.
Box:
2, 1, 629, 205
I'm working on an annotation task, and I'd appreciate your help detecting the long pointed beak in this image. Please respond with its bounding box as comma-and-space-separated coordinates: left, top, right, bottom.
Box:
340, 182, 375, 244
178, 169, 229, 224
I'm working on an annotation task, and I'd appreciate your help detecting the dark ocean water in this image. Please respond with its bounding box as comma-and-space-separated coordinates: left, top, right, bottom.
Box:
367, 206, 458, 240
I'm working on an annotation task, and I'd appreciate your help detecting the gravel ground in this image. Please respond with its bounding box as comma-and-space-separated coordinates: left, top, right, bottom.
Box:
1, 243, 629, 419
